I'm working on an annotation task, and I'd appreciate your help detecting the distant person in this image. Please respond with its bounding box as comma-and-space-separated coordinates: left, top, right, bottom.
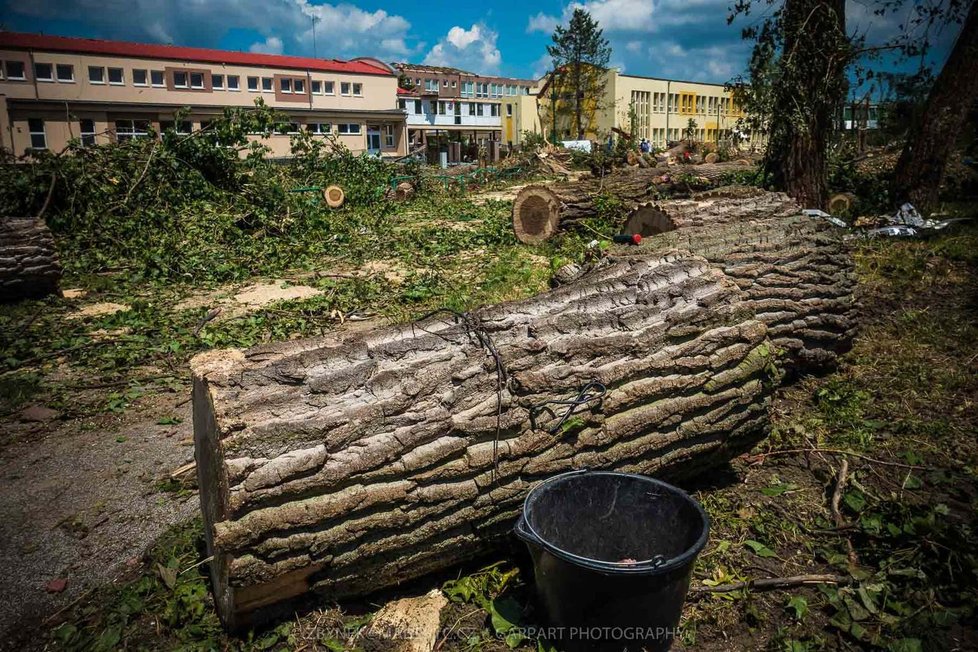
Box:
640, 138, 650, 154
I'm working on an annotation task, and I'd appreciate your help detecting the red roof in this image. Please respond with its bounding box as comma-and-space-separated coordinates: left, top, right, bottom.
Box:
397, 87, 418, 96
0, 32, 394, 76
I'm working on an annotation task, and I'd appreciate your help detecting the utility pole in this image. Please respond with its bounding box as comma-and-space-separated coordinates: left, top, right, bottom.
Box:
311, 15, 319, 58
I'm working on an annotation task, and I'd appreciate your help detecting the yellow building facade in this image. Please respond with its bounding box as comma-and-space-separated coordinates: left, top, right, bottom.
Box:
535, 69, 757, 149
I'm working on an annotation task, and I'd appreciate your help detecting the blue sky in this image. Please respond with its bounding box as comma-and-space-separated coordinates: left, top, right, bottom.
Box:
0, 0, 962, 93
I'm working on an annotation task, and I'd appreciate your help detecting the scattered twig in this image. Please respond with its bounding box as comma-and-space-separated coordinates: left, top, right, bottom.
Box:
689, 574, 851, 595
830, 457, 849, 527
123, 140, 159, 206
193, 307, 222, 336
35, 173, 57, 221
178, 554, 213, 576
170, 462, 196, 479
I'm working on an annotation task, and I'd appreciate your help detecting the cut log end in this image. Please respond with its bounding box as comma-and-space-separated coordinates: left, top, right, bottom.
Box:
324, 185, 345, 208
623, 204, 678, 237
512, 186, 561, 245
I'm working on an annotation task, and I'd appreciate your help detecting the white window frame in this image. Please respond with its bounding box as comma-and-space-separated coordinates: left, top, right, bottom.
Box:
150, 70, 165, 88
311, 79, 322, 94
190, 72, 205, 89
383, 124, 394, 147
306, 122, 331, 135
115, 119, 150, 141
226, 75, 240, 91
88, 65, 105, 84
132, 69, 148, 86
261, 77, 273, 92
247, 76, 260, 92
341, 82, 351, 96
352, 82, 362, 97
80, 118, 96, 146
56, 64, 74, 83
212, 74, 224, 90
6, 61, 26, 81
280, 78, 292, 94
337, 123, 361, 135
324, 81, 335, 95
107, 67, 124, 85
160, 119, 192, 135
443, 79, 448, 87
34, 62, 54, 82
28, 118, 46, 149
294, 78, 305, 94
173, 71, 189, 89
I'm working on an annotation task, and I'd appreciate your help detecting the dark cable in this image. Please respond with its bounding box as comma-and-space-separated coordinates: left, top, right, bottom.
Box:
529, 381, 607, 435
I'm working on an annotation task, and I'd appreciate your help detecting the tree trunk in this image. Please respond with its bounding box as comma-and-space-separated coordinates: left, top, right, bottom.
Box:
623, 188, 800, 237
192, 214, 855, 629
0, 218, 62, 302
511, 163, 757, 244
892, 0, 978, 211
763, 0, 848, 209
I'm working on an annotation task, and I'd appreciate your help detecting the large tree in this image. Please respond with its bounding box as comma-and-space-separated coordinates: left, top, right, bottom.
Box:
547, 9, 612, 140
892, 0, 978, 210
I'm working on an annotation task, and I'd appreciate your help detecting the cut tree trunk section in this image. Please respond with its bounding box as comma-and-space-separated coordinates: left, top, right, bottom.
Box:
623, 188, 799, 237
193, 208, 855, 628
512, 163, 756, 244
0, 217, 62, 302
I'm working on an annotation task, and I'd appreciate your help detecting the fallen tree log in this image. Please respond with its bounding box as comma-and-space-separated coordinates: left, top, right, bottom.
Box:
512, 163, 755, 244
0, 217, 62, 302
622, 187, 800, 236
193, 251, 781, 628
633, 215, 857, 372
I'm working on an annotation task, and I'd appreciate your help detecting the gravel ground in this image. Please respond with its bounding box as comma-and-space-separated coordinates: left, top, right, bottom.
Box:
0, 393, 197, 647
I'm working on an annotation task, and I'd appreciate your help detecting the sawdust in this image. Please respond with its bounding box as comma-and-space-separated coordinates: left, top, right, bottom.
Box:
66, 303, 128, 319
233, 281, 322, 307
61, 289, 87, 300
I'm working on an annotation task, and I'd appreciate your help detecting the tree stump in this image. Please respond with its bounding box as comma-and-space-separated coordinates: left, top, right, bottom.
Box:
193, 251, 783, 628
0, 217, 62, 302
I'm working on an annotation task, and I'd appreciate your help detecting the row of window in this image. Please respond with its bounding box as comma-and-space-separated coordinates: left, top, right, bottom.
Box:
630, 90, 740, 116
410, 76, 530, 98
2, 60, 366, 98
25, 117, 377, 149
399, 99, 510, 118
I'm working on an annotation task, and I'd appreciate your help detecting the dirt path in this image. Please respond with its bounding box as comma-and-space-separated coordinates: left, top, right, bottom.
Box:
0, 393, 197, 646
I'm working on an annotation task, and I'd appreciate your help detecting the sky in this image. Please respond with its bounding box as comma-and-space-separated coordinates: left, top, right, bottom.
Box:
0, 0, 963, 94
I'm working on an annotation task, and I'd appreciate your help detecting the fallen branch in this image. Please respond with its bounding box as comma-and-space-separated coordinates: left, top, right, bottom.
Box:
747, 448, 936, 471
689, 574, 851, 595
830, 457, 849, 527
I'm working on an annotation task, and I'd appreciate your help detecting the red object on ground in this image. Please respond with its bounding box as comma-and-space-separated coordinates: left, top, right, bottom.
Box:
45, 578, 68, 593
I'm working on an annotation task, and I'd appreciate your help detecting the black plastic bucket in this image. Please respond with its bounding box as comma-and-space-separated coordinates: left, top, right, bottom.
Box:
515, 470, 709, 652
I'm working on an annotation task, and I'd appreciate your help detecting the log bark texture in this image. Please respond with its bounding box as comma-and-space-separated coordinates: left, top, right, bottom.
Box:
193, 251, 779, 628
0, 217, 62, 302
623, 187, 799, 236
512, 163, 755, 243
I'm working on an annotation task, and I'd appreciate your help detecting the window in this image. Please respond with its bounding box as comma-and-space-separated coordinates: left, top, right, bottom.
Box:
261, 77, 273, 92
437, 101, 446, 115
151, 70, 165, 87
160, 120, 192, 134
6, 61, 26, 80
132, 69, 147, 86
352, 82, 362, 96
28, 119, 46, 149
115, 119, 150, 141
284, 122, 301, 134
383, 124, 394, 148
34, 62, 53, 81
294, 79, 305, 94
56, 64, 74, 82
490, 104, 500, 117
88, 66, 105, 84
280, 78, 292, 94
324, 81, 334, 95
212, 74, 224, 90
424, 79, 438, 92
108, 67, 124, 85
337, 123, 361, 135
429, 100, 437, 114
80, 119, 96, 146
414, 100, 421, 114
461, 81, 473, 97
451, 81, 457, 88
173, 71, 189, 88
476, 82, 488, 98
226, 75, 239, 91
311, 80, 322, 94
475, 103, 484, 117
341, 82, 351, 96
247, 76, 260, 92
443, 79, 449, 87
506, 104, 512, 117
307, 123, 331, 134
190, 72, 204, 89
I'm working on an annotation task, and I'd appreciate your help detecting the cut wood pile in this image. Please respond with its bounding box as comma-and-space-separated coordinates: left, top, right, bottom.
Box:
512, 161, 756, 244
0, 217, 62, 302
192, 188, 857, 628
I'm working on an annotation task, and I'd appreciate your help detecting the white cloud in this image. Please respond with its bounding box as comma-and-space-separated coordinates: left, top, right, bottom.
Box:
567, 0, 655, 32
3, 0, 418, 60
249, 36, 284, 55
423, 23, 502, 74
526, 12, 559, 34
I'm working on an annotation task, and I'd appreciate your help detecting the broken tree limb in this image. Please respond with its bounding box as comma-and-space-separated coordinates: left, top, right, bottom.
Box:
0, 217, 63, 302
193, 251, 781, 628
688, 574, 851, 595
511, 163, 757, 244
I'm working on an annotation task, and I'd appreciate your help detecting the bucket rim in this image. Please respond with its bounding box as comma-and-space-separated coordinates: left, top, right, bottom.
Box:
518, 469, 710, 575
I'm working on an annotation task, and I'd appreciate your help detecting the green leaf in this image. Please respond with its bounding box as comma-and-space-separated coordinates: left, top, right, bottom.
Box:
744, 539, 777, 558
888, 640, 923, 652
157, 416, 183, 425
786, 595, 808, 620
489, 596, 523, 635
761, 483, 798, 497
843, 490, 866, 513
902, 474, 922, 490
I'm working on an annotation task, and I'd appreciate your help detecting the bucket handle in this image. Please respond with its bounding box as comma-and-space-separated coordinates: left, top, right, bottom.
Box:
514, 468, 590, 546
